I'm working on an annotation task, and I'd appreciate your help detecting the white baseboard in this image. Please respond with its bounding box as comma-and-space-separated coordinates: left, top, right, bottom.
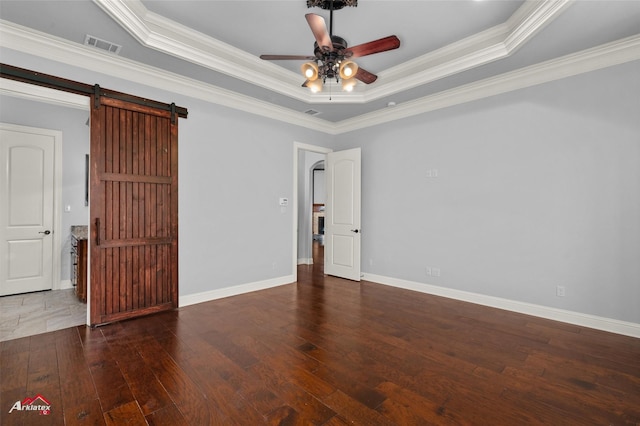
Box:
297, 258, 313, 265
179, 275, 294, 308
363, 273, 640, 339
58, 279, 73, 290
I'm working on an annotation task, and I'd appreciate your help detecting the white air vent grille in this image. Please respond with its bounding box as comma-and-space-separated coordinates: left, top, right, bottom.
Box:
84, 35, 122, 54
304, 109, 321, 116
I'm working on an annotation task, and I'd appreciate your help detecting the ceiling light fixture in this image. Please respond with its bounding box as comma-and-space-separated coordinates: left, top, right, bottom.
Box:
300, 0, 361, 93
306, 0, 357, 10
301, 62, 319, 80
260, 0, 400, 94
298, 36, 362, 93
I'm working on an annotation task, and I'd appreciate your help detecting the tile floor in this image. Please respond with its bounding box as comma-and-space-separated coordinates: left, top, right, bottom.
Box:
0, 289, 87, 342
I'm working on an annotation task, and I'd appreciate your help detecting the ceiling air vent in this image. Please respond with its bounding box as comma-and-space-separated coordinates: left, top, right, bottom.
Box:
84, 35, 122, 54
304, 109, 322, 116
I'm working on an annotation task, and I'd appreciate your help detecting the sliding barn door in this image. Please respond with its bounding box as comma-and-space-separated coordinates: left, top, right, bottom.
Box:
90, 97, 178, 326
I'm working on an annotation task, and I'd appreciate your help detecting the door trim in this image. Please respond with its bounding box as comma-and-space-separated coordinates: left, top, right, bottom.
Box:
292, 142, 332, 282
0, 122, 62, 291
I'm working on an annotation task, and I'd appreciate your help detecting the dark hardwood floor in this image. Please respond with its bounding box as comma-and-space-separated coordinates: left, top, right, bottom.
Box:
1, 243, 639, 425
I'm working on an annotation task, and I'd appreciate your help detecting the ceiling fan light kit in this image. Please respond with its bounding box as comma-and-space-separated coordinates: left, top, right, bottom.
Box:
342, 77, 357, 92
260, 0, 400, 94
307, 79, 324, 93
301, 62, 319, 80
339, 61, 358, 79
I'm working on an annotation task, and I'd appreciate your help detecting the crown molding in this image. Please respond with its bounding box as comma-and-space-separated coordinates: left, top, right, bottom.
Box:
93, 0, 308, 101
0, 77, 89, 109
359, 0, 573, 103
92, 0, 571, 105
504, 0, 574, 51
0, 20, 334, 133
1, 20, 638, 136
332, 34, 640, 134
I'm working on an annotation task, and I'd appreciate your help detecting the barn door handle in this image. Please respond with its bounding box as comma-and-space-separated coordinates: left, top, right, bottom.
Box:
95, 218, 101, 246
39, 230, 51, 235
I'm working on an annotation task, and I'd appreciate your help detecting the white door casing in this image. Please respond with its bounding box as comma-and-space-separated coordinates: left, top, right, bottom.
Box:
0, 123, 61, 296
292, 142, 332, 282
325, 147, 361, 281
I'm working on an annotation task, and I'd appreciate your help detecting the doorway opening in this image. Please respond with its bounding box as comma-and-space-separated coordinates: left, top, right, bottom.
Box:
292, 142, 332, 282
0, 122, 87, 341
311, 160, 325, 245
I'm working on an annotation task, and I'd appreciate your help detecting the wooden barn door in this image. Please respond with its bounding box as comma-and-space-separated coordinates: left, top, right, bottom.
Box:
90, 96, 178, 326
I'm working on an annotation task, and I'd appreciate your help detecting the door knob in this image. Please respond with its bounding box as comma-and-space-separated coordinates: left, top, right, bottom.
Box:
350, 229, 359, 233
39, 230, 51, 235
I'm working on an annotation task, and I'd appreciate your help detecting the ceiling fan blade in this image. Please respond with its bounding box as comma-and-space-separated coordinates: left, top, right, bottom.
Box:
354, 67, 378, 84
306, 13, 333, 52
347, 35, 400, 58
260, 55, 316, 61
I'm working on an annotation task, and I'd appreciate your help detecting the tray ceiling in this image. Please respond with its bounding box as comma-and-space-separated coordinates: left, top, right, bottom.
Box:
1, 1, 639, 129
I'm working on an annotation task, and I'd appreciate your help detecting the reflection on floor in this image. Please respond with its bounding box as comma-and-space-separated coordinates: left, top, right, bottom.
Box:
0, 289, 86, 342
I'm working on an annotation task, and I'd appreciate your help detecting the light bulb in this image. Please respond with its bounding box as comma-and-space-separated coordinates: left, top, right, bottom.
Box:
342, 78, 356, 92
300, 62, 319, 81
308, 79, 323, 93
339, 61, 358, 80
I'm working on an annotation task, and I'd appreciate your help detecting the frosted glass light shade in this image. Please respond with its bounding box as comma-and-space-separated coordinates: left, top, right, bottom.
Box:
339, 61, 358, 80
342, 78, 357, 92
308, 79, 324, 93
301, 62, 319, 81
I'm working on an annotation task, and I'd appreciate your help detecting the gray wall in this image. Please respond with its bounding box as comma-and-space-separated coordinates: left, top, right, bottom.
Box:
2, 48, 638, 324
0, 97, 90, 282
0, 49, 332, 298
336, 60, 640, 323
176, 98, 330, 293
314, 169, 325, 204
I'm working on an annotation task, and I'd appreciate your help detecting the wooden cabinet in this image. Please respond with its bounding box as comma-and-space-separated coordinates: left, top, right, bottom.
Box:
71, 226, 87, 303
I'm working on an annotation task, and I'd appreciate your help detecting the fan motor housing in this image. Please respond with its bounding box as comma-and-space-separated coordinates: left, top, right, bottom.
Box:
313, 35, 349, 79
314, 35, 348, 56
307, 0, 357, 10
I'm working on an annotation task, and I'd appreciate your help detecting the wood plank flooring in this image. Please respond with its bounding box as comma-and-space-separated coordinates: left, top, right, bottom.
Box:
1, 245, 639, 424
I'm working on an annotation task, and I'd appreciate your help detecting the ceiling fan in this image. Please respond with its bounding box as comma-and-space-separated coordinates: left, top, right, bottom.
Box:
259, 0, 400, 93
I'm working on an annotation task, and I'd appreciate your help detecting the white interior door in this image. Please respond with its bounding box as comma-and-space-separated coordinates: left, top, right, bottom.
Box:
325, 147, 361, 281
0, 125, 57, 296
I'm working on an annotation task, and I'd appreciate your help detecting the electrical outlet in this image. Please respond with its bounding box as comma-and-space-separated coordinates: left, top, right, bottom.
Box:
426, 266, 440, 277
556, 285, 566, 297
